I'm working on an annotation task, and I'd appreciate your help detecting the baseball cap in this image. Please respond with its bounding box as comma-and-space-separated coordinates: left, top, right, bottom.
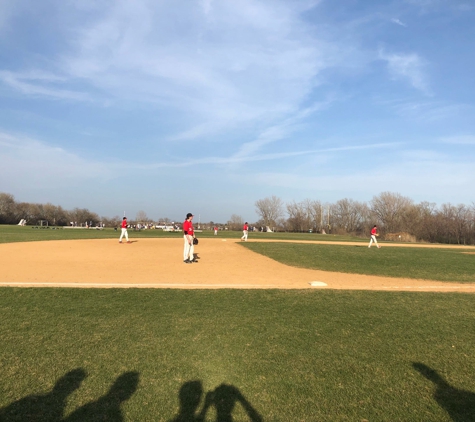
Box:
186, 213, 194, 218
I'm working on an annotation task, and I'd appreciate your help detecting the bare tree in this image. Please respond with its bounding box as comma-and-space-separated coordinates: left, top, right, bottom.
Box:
255, 196, 284, 228
286, 201, 311, 232
332, 198, 368, 234
102, 215, 121, 228
67, 208, 99, 226
136, 210, 149, 222
305, 200, 324, 232
43, 203, 67, 226
370, 192, 413, 233
437, 203, 473, 244
0, 192, 16, 224
227, 214, 243, 231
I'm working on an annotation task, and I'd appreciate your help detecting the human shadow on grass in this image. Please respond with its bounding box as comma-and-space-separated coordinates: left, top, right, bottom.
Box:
169, 380, 262, 422
0, 368, 86, 422
62, 371, 139, 422
413, 362, 475, 421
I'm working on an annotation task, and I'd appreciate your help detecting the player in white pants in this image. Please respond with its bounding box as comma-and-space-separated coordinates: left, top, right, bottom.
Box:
119, 217, 130, 243
241, 222, 249, 241
183, 213, 195, 263
368, 225, 381, 248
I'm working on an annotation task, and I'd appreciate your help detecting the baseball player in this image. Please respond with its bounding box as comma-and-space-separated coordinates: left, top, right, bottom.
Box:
241, 222, 249, 241
183, 213, 196, 263
119, 217, 131, 243
368, 225, 381, 248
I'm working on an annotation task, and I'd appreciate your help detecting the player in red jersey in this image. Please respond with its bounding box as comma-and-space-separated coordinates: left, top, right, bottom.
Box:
183, 213, 196, 263
119, 217, 131, 243
368, 225, 381, 248
241, 222, 249, 241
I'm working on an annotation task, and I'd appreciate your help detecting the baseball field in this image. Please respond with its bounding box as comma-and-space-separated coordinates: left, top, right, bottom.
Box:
1, 226, 474, 421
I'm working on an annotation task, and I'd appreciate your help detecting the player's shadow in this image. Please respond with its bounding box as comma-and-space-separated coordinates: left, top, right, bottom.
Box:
413, 362, 475, 421
0, 368, 87, 422
62, 371, 140, 422
169, 380, 263, 422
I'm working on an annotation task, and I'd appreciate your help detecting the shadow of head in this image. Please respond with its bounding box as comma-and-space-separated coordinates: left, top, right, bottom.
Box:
213, 384, 240, 415
108, 371, 140, 402
413, 362, 445, 385
178, 380, 203, 412
53, 368, 87, 396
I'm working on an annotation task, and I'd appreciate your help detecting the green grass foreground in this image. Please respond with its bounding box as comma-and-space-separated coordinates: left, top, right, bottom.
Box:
1, 289, 474, 421
241, 242, 475, 283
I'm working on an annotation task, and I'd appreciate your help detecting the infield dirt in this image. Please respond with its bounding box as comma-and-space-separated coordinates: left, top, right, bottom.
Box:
1, 238, 474, 292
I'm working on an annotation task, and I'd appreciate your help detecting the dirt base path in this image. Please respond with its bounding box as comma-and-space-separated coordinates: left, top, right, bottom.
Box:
1, 238, 474, 292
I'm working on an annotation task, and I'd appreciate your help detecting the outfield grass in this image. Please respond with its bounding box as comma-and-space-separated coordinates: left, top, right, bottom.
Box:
1, 289, 474, 421
0, 224, 365, 244
241, 242, 475, 283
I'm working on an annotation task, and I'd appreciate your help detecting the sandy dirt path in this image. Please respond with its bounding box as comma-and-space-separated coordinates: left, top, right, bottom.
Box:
1, 238, 474, 292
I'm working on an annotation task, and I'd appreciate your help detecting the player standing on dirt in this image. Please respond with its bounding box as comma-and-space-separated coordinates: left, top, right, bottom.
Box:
119, 217, 131, 244
241, 222, 249, 241
368, 225, 381, 248
183, 213, 196, 263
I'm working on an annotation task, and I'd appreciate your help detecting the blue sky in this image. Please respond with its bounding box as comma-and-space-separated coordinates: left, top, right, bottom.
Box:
1, 0, 474, 223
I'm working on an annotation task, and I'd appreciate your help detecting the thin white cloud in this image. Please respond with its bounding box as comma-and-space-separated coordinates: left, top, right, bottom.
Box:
230, 100, 332, 160
0, 132, 117, 189
127, 141, 401, 170
0, 70, 92, 101
379, 49, 430, 94
0, 129, 399, 183
242, 158, 475, 205
439, 135, 475, 145
201, 0, 213, 15
391, 18, 407, 26
1, 1, 333, 141
381, 98, 470, 122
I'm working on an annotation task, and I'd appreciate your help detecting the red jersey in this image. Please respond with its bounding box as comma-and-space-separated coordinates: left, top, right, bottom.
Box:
243, 224, 248, 231
121, 219, 127, 229
371, 227, 377, 236
183, 219, 194, 236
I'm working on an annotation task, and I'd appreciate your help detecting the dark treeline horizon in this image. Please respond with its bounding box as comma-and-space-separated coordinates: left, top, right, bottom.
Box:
1, 191, 474, 245
250, 192, 475, 245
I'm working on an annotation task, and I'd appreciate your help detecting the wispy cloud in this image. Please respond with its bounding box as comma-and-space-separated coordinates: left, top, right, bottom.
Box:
230, 101, 331, 161
55, 1, 329, 138
129, 141, 401, 170
0, 70, 92, 101
242, 155, 475, 204
391, 18, 407, 26
0, 130, 400, 190
0, 1, 335, 142
380, 98, 470, 121
379, 49, 430, 93
439, 135, 475, 145
0, 132, 116, 188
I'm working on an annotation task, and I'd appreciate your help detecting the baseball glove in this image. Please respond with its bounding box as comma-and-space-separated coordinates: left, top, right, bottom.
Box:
193, 237, 199, 245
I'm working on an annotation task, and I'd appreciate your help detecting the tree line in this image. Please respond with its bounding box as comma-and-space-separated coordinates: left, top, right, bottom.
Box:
0, 192, 123, 228
2, 191, 474, 244
253, 193, 475, 245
